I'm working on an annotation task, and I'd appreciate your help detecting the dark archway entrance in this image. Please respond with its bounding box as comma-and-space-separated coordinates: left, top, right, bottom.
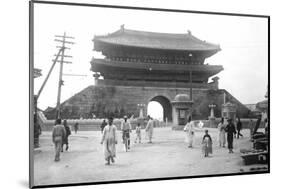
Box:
148, 96, 172, 121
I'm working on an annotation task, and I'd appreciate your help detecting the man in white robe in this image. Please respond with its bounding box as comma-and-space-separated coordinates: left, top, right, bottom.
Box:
217, 118, 226, 147
145, 115, 154, 143
101, 117, 117, 165
184, 117, 195, 148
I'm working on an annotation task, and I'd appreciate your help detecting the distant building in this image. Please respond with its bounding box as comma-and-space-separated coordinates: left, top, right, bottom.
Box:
245, 104, 261, 116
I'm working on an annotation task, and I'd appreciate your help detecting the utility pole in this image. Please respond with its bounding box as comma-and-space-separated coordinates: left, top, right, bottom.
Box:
36, 48, 63, 99
33, 48, 63, 148
54, 32, 74, 119
33, 33, 74, 148
189, 70, 193, 101
189, 70, 193, 120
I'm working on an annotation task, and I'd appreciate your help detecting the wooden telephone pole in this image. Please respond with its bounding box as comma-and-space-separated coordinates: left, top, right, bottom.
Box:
33, 33, 74, 148
54, 32, 74, 119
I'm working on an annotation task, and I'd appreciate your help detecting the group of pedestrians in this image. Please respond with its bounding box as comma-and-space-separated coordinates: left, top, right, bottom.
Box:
100, 115, 155, 165
51, 114, 248, 163
218, 117, 244, 153
51, 115, 155, 164
183, 118, 213, 157
184, 116, 246, 157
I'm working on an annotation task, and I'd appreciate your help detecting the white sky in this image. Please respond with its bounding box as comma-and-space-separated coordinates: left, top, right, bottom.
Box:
147, 101, 164, 121
33, 3, 268, 111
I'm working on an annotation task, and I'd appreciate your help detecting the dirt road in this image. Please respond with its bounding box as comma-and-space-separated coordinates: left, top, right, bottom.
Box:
33, 127, 264, 186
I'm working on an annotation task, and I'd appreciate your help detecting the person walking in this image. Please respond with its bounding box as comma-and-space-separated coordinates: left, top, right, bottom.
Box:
52, 119, 66, 162
100, 119, 107, 134
236, 117, 243, 138
202, 130, 213, 157
145, 115, 154, 143
100, 117, 117, 165
121, 116, 132, 149
135, 123, 142, 143
217, 117, 226, 147
225, 119, 236, 153
61, 119, 71, 152
184, 116, 195, 148
74, 122, 79, 134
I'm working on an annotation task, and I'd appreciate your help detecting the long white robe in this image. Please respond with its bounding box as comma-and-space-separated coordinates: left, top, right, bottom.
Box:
184, 121, 195, 147
101, 125, 117, 160
218, 122, 226, 147
145, 119, 154, 141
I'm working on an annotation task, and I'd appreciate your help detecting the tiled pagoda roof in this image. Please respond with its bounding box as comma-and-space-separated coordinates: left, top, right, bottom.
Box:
94, 27, 221, 52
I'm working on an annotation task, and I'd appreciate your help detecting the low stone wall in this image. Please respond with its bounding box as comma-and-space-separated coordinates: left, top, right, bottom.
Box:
40, 118, 167, 131
39, 109, 263, 132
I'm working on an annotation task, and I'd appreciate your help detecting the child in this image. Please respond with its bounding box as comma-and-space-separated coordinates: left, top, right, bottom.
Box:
135, 123, 142, 143
202, 130, 213, 157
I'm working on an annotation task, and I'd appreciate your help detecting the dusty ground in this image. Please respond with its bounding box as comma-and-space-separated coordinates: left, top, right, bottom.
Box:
33, 127, 267, 186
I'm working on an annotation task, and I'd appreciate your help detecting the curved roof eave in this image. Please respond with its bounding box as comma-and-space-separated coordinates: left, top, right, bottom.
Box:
94, 40, 220, 52
93, 28, 221, 52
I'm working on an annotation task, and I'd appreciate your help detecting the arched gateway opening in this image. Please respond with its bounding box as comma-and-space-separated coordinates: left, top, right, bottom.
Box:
147, 96, 172, 122
147, 101, 163, 121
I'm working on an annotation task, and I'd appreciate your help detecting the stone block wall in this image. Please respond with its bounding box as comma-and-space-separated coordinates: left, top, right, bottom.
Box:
44, 85, 250, 120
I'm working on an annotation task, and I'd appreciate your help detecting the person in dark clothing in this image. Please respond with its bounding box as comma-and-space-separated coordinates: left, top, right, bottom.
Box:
100, 119, 107, 133
34, 114, 42, 148
52, 119, 66, 161
225, 119, 236, 153
203, 130, 212, 142
62, 119, 71, 152
236, 117, 243, 138
202, 130, 213, 157
74, 122, 79, 134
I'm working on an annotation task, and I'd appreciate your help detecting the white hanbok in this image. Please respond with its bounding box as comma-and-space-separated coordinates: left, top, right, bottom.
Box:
217, 122, 226, 147
145, 119, 154, 142
101, 125, 117, 160
184, 121, 195, 147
